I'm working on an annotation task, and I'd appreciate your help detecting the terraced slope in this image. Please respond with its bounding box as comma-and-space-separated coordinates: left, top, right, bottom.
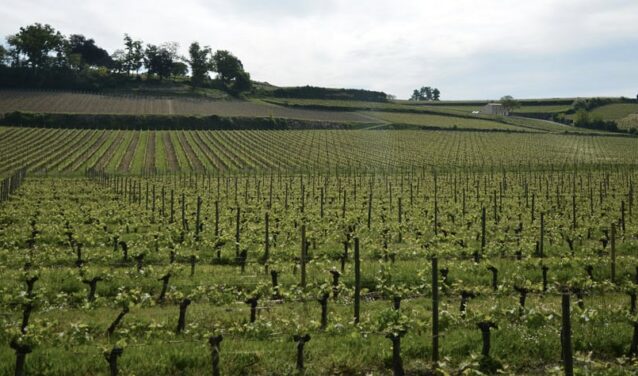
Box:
0, 90, 372, 123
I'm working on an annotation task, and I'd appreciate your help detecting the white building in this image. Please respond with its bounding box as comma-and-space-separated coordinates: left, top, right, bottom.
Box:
479, 103, 509, 116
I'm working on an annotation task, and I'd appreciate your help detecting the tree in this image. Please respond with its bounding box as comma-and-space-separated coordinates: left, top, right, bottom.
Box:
0, 45, 7, 66
171, 61, 188, 77
211, 50, 252, 93
574, 109, 591, 128
410, 86, 440, 101
232, 69, 252, 93
67, 34, 112, 68
500, 95, 521, 113
432, 88, 441, 101
420, 86, 433, 101
188, 42, 212, 86
6, 23, 65, 69
212, 50, 244, 85
144, 44, 174, 80
123, 34, 144, 76
110, 49, 126, 74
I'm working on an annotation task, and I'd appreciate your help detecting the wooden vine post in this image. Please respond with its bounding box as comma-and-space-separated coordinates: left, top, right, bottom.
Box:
562, 292, 574, 376
301, 223, 307, 288
481, 207, 486, 251
539, 212, 545, 258
354, 237, 361, 324
611, 223, 616, 284
195, 196, 202, 241
235, 206, 241, 258
432, 256, 439, 365
263, 211, 270, 268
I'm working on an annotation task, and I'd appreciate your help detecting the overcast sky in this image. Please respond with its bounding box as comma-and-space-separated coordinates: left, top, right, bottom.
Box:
2, 0, 637, 99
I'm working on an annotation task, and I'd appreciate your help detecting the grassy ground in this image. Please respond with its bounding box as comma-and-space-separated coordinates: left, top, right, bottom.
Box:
591, 103, 638, 120
366, 112, 528, 131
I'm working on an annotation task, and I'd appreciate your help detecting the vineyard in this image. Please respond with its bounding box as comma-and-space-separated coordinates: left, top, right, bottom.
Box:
1, 127, 638, 179
0, 162, 637, 375
0, 90, 371, 123
1, 91, 638, 375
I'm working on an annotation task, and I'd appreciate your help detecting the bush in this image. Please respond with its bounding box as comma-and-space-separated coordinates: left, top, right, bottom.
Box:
573, 110, 620, 132
269, 86, 387, 102
0, 111, 355, 130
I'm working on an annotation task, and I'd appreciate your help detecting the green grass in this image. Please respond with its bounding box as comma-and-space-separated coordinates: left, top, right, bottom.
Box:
591, 103, 638, 120
366, 112, 528, 131
513, 105, 572, 113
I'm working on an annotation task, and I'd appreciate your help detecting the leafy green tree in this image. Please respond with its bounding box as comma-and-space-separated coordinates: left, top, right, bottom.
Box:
211, 50, 252, 93
410, 89, 420, 101
171, 61, 188, 77
432, 88, 441, 101
144, 44, 174, 80
0, 45, 7, 66
187, 42, 212, 86
231, 69, 252, 93
110, 49, 126, 74
123, 34, 144, 76
420, 86, 433, 101
212, 50, 245, 86
574, 109, 590, 127
6, 23, 65, 69
500, 95, 521, 112
67, 34, 112, 68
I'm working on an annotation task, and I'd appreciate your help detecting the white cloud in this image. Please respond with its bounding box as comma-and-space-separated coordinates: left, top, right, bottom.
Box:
2, 0, 637, 99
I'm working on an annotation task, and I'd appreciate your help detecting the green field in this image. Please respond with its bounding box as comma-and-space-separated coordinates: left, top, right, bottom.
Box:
591, 103, 638, 120
1, 167, 637, 375
2, 91, 638, 375
366, 112, 533, 131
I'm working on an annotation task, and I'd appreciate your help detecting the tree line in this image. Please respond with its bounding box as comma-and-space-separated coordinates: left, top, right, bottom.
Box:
0, 23, 251, 94
409, 86, 441, 101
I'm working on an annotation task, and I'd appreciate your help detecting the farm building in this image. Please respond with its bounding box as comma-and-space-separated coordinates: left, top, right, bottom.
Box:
480, 103, 509, 116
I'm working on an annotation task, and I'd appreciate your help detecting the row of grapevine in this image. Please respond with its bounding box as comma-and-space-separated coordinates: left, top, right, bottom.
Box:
2, 127, 638, 178
1, 165, 636, 374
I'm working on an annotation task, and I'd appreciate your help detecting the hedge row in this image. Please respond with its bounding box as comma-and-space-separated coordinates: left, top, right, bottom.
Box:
0, 111, 363, 130
270, 86, 388, 102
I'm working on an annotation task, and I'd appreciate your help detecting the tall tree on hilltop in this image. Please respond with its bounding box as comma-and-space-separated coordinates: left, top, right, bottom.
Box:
7, 23, 65, 69
67, 34, 113, 69
123, 34, 144, 76
188, 42, 212, 87
432, 88, 440, 101
144, 44, 174, 80
0, 45, 7, 66
500, 95, 521, 112
410, 89, 420, 101
211, 50, 243, 85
